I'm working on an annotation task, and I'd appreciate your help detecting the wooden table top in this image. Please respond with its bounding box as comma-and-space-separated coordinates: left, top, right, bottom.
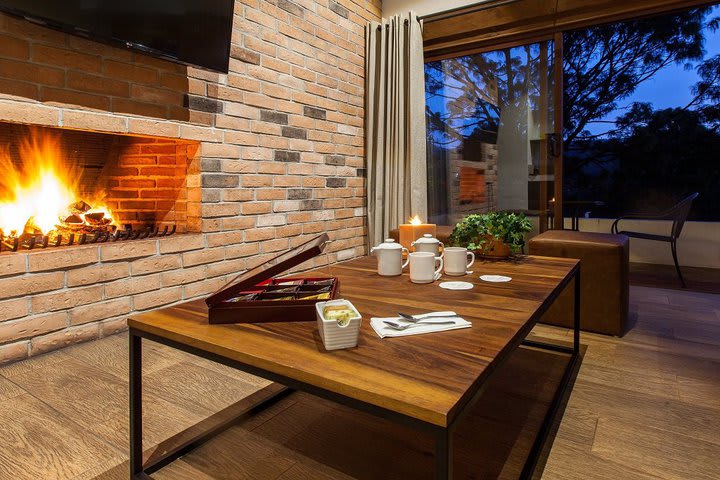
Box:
128, 255, 578, 428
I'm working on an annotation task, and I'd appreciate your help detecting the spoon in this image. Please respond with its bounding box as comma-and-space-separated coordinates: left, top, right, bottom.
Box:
397, 312, 460, 322
383, 320, 456, 330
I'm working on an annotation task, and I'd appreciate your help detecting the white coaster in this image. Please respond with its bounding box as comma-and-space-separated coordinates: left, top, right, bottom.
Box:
439, 281, 474, 290
480, 275, 512, 283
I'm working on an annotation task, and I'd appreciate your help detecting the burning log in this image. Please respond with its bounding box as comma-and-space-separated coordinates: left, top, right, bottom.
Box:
0, 201, 115, 252
69, 200, 92, 214
21, 219, 43, 240
62, 214, 84, 225
54, 201, 115, 235
84, 210, 112, 225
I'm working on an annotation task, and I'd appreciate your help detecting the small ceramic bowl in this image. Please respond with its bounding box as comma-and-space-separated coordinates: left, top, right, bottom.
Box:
315, 299, 362, 350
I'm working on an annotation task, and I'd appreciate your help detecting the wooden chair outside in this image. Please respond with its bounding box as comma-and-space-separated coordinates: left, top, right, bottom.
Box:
611, 192, 699, 288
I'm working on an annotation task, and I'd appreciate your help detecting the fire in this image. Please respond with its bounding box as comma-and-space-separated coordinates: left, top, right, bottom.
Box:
408, 215, 423, 225
0, 131, 116, 238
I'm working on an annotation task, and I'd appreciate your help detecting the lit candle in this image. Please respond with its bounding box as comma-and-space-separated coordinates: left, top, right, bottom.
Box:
399, 215, 436, 251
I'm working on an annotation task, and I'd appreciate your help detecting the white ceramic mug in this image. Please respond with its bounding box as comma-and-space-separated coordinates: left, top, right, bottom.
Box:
377, 249, 409, 276
409, 252, 443, 284
443, 247, 475, 276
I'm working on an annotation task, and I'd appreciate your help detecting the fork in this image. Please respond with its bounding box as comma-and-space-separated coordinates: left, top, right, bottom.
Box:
383, 320, 456, 330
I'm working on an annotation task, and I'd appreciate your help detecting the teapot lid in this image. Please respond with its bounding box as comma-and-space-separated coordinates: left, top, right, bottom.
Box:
373, 238, 403, 250
412, 233, 439, 245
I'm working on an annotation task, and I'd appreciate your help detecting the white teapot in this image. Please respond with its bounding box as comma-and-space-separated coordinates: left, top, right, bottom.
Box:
411, 234, 444, 258
370, 238, 409, 276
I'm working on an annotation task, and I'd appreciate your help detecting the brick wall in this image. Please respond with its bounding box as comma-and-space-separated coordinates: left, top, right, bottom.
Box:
0, 0, 381, 364
448, 144, 498, 222
107, 136, 198, 231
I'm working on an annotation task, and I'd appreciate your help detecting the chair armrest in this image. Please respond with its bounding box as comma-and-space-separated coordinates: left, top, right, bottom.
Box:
612, 193, 698, 235
611, 213, 668, 233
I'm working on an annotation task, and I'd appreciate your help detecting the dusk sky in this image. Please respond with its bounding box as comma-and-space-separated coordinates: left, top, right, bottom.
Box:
427, 6, 720, 139
587, 6, 720, 135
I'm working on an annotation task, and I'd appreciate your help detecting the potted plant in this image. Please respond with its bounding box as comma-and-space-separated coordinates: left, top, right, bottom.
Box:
448, 212, 533, 258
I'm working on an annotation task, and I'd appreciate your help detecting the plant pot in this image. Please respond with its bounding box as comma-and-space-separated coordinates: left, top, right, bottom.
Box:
474, 236, 511, 259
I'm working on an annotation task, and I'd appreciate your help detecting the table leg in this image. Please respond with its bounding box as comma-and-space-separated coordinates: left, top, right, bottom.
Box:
129, 331, 143, 480
435, 427, 453, 480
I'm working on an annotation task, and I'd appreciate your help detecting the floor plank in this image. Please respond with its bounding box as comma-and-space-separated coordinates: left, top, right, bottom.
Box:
541, 441, 663, 480
0, 373, 24, 401
629, 262, 720, 294
591, 417, 720, 480
0, 394, 120, 480
141, 360, 264, 417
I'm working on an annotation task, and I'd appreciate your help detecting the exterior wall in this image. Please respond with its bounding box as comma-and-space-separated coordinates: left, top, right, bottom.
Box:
0, 0, 381, 364
524, 217, 720, 268
573, 219, 720, 269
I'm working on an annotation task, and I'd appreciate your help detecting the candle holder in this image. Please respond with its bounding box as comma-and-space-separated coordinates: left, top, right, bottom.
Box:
398, 215, 436, 251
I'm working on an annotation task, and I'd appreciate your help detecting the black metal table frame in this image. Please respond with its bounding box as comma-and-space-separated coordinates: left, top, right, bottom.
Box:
129, 265, 580, 480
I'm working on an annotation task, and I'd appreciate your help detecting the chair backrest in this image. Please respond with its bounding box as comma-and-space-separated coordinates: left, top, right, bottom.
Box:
668, 192, 699, 240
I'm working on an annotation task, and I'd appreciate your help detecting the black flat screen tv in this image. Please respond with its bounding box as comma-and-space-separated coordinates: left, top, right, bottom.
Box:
0, 1, 235, 73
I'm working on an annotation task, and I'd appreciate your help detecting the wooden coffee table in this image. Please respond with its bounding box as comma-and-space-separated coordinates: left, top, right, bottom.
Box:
128, 255, 580, 479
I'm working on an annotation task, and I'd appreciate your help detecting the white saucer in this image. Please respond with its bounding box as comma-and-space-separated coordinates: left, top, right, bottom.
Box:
479, 275, 512, 283
438, 281, 474, 290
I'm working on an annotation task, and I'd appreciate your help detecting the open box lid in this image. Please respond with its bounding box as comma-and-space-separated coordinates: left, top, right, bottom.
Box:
205, 233, 331, 307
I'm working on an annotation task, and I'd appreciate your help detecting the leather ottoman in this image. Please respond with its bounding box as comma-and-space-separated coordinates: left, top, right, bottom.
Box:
528, 230, 629, 336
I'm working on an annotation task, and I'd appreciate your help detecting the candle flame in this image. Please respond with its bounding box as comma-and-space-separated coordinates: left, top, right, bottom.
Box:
408, 215, 422, 225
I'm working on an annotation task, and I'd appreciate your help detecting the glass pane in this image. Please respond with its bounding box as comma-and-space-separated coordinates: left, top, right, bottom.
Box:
563, 6, 720, 221
425, 41, 556, 226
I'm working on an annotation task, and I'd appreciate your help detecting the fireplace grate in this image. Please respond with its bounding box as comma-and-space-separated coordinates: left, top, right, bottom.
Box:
0, 225, 176, 253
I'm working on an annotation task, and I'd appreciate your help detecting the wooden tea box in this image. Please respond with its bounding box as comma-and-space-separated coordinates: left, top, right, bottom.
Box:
205, 233, 339, 324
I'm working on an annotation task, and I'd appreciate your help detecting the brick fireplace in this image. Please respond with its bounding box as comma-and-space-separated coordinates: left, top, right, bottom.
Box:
0, 123, 199, 237
0, 0, 380, 364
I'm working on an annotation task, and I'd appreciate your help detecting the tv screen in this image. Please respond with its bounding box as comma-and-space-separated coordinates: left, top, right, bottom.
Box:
0, 1, 235, 73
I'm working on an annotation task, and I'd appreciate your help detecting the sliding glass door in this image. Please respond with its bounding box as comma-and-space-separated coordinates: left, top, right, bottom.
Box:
425, 38, 561, 229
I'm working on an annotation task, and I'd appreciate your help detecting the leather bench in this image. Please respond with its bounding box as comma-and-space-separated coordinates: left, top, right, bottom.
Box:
528, 230, 629, 336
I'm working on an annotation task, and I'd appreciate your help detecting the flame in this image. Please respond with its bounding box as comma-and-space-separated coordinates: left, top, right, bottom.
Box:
408, 215, 423, 225
0, 131, 116, 237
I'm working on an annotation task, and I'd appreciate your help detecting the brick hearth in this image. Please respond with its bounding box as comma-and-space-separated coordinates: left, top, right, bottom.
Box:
0, 0, 381, 363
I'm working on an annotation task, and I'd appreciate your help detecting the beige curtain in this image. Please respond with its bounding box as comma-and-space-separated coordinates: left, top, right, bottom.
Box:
365, 12, 427, 247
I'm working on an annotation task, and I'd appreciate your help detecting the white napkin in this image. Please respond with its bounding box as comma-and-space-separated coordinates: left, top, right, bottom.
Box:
370, 311, 472, 338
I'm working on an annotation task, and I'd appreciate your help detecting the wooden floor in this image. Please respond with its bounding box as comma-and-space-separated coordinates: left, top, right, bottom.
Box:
0, 284, 719, 479
630, 262, 720, 294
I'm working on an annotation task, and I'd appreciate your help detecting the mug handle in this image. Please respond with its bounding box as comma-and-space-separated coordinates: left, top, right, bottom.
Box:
466, 251, 475, 269
433, 256, 444, 281
401, 248, 410, 269
438, 241, 445, 258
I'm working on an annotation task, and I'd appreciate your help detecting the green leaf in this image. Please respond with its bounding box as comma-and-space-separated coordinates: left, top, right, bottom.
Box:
448, 211, 533, 253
